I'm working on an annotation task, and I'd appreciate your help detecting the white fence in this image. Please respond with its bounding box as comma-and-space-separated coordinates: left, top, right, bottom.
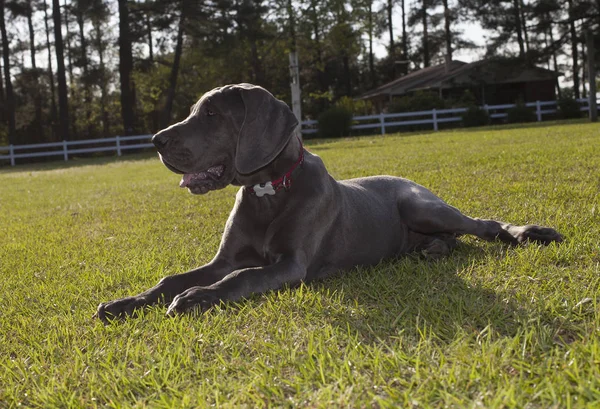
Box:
0, 98, 596, 166
0, 134, 153, 166
301, 98, 595, 135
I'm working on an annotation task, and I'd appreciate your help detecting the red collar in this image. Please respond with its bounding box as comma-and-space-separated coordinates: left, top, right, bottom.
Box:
246, 140, 304, 197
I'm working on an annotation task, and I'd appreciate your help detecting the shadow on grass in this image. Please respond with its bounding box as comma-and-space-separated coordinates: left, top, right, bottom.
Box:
308, 241, 564, 346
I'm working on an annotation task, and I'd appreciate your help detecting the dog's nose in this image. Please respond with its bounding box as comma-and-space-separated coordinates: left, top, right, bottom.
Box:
152, 132, 169, 149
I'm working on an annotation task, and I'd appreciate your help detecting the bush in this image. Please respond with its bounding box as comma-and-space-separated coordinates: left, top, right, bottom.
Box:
558, 96, 582, 119
462, 105, 490, 127
317, 106, 353, 138
446, 90, 478, 108
389, 91, 446, 113
335, 96, 374, 116
507, 101, 535, 123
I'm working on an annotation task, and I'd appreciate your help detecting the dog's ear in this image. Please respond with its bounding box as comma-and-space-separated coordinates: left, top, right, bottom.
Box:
234, 84, 299, 175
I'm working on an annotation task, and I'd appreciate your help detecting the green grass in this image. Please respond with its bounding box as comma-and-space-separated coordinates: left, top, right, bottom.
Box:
1, 122, 599, 408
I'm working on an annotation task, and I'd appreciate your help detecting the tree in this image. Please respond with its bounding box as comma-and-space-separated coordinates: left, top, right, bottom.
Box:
42, 0, 58, 139
118, 0, 136, 135
52, 0, 69, 140
72, 0, 94, 137
442, 0, 452, 62
408, 0, 434, 67
7, 0, 44, 138
88, 0, 110, 137
159, 0, 185, 129
386, 0, 394, 59
1, 0, 17, 144
460, 0, 527, 58
566, 0, 580, 98
401, 0, 409, 68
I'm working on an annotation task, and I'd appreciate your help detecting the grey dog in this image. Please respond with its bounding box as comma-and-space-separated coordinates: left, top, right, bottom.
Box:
95, 83, 563, 322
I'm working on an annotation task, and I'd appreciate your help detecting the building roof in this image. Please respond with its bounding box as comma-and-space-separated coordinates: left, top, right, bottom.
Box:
359, 59, 562, 100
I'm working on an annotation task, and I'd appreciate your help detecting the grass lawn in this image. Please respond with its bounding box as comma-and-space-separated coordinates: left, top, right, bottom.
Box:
1, 122, 599, 408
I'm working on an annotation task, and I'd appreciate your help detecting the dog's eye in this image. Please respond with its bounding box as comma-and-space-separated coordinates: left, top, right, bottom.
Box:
206, 109, 215, 116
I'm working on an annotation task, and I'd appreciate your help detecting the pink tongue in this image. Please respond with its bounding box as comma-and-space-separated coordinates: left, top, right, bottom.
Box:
180, 174, 195, 188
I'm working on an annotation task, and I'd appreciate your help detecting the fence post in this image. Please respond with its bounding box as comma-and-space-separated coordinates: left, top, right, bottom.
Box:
9, 144, 15, 166
536, 100, 542, 122
116, 135, 122, 156
63, 140, 68, 162
432, 109, 438, 131
379, 113, 385, 135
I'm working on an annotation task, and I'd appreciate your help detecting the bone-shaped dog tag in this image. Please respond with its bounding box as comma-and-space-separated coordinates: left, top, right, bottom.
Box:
253, 182, 276, 197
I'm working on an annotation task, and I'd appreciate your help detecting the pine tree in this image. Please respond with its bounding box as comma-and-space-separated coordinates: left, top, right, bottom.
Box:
0, 0, 17, 144
52, 0, 69, 140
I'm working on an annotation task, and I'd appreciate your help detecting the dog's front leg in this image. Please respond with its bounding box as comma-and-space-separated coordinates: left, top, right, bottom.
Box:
165, 257, 307, 316
95, 258, 233, 323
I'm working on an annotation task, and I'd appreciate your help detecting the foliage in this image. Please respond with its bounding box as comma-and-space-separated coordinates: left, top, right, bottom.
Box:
388, 91, 446, 113
0, 0, 599, 144
557, 96, 582, 119
461, 105, 490, 127
1, 123, 599, 407
447, 89, 478, 108
335, 96, 374, 116
317, 105, 353, 138
506, 100, 536, 123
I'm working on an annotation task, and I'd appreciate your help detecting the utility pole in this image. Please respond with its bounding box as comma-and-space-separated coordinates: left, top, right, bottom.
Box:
287, 0, 302, 138
586, 30, 597, 122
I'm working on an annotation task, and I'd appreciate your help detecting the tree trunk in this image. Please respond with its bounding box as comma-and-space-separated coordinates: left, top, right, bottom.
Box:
581, 39, 587, 98
548, 23, 561, 98
63, 0, 77, 139
0, 53, 4, 124
368, 0, 375, 86
512, 0, 525, 58
343, 54, 351, 95
0, 0, 16, 144
586, 29, 597, 122
387, 0, 394, 55
250, 40, 262, 84
311, 1, 325, 92
52, 0, 70, 141
442, 0, 452, 63
43, 0, 58, 140
118, 0, 136, 135
146, 13, 154, 64
567, 0, 580, 98
160, 5, 184, 129
401, 0, 408, 71
26, 4, 44, 140
76, 9, 93, 138
93, 21, 109, 138
519, 0, 529, 58
387, 0, 395, 79
422, 0, 430, 67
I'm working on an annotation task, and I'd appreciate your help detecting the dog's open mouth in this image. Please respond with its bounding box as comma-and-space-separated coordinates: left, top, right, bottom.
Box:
179, 165, 226, 188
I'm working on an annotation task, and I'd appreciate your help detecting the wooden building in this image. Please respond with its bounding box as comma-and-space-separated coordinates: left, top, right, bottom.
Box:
360, 59, 562, 110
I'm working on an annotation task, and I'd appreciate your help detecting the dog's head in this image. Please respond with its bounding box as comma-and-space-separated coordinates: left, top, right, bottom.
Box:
152, 83, 298, 195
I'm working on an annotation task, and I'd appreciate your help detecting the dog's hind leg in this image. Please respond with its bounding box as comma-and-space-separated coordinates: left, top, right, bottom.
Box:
398, 183, 562, 246
415, 235, 459, 259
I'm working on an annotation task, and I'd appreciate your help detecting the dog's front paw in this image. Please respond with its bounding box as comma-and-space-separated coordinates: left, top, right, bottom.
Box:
94, 296, 148, 324
166, 287, 220, 316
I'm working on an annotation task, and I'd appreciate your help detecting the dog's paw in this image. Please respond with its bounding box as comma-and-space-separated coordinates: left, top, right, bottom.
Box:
514, 225, 563, 245
166, 286, 220, 317
94, 296, 147, 324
